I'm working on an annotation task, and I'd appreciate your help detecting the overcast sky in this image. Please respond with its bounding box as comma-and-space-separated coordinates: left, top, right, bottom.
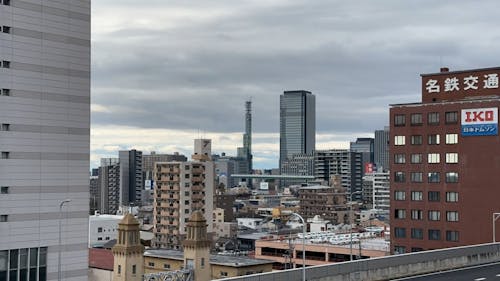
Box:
91, 0, 500, 169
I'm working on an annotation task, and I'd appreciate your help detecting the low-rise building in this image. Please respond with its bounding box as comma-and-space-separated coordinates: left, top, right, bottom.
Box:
255, 234, 389, 269
89, 214, 123, 248
144, 249, 274, 279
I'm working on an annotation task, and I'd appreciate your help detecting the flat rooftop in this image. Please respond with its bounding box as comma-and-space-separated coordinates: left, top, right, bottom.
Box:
144, 249, 275, 267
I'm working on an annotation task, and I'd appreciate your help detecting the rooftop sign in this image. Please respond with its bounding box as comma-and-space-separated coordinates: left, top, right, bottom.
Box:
421, 67, 500, 103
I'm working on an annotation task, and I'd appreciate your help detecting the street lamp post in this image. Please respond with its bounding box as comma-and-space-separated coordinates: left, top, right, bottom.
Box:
58, 199, 71, 281
493, 213, 500, 242
290, 212, 306, 281
349, 191, 362, 261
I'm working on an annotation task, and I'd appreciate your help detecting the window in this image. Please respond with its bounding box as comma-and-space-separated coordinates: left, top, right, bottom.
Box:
394, 227, 406, 238
428, 134, 440, 145
0, 186, 8, 194
411, 172, 423, 183
1, 124, 9, 131
411, 228, 423, 239
132, 265, 136, 275
394, 246, 406, 254
185, 165, 190, 170
411, 191, 423, 201
394, 172, 405, 182
447, 211, 459, 222
1, 89, 9, 96
148, 262, 155, 267
394, 114, 406, 126
427, 153, 440, 163
220, 272, 228, 277
185, 209, 189, 214
184, 183, 190, 188
1, 26, 10, 34
117, 265, 121, 274
2, 0, 10, 5
394, 209, 406, 219
1, 60, 10, 68
0, 215, 7, 222
412, 247, 424, 252
184, 191, 190, 196
394, 135, 405, 146
394, 191, 406, 201
97, 237, 102, 241
428, 191, 440, 202
97, 227, 103, 233
428, 210, 441, 221
411, 154, 422, 163
446, 231, 459, 242
428, 229, 441, 240
446, 133, 458, 144
185, 200, 189, 205
446, 172, 459, 183
411, 135, 423, 145
164, 264, 170, 269
411, 209, 423, 220
446, 192, 459, 202
428, 112, 439, 125
446, 153, 458, 163
445, 111, 458, 124
1, 152, 9, 159
428, 172, 440, 183
201, 258, 205, 268
411, 113, 423, 125
394, 154, 405, 164
184, 174, 190, 179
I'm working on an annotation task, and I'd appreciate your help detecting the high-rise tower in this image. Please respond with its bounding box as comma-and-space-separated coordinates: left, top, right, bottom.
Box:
279, 90, 316, 180
236, 100, 253, 186
0, 1, 90, 280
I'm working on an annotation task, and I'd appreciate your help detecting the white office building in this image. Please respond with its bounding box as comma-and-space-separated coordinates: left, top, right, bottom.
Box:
0, 1, 90, 280
88, 214, 123, 248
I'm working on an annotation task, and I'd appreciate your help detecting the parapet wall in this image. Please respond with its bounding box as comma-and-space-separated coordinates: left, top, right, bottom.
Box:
218, 243, 500, 281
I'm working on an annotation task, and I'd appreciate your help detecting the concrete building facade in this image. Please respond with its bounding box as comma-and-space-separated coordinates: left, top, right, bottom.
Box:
374, 127, 390, 171
314, 150, 363, 199
0, 1, 90, 280
152, 140, 215, 249
390, 67, 500, 254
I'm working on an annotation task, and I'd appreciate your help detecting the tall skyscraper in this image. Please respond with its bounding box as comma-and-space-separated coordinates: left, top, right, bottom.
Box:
236, 100, 253, 186
374, 127, 390, 171
279, 90, 316, 177
350, 137, 374, 174
119, 149, 143, 207
0, 2, 90, 280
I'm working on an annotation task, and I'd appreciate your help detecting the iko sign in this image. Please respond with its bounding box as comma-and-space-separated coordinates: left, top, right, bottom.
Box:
461, 107, 498, 136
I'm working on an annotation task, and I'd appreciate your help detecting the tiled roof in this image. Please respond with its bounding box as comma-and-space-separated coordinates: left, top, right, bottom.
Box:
89, 248, 114, 271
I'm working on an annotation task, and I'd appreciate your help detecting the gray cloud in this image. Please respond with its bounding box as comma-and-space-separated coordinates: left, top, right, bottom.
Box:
92, 0, 500, 136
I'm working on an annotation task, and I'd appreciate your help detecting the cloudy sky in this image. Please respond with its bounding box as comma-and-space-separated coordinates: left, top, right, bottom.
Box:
91, 0, 500, 169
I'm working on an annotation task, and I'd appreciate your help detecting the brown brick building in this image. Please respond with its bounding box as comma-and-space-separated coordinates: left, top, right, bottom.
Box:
390, 67, 500, 254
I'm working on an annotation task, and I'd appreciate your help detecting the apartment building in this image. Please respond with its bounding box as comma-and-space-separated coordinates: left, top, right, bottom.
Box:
152, 140, 215, 249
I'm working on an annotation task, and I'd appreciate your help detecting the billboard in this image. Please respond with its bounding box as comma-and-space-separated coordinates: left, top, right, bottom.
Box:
461, 107, 498, 136
260, 182, 269, 190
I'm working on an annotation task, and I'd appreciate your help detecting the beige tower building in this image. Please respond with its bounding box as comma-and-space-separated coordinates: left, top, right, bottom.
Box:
112, 214, 145, 281
183, 211, 211, 281
153, 139, 215, 249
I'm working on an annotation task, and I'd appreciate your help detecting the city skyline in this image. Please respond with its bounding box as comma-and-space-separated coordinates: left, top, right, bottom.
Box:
91, 0, 500, 169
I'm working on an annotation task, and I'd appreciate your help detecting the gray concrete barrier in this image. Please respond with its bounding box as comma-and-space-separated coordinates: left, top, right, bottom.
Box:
218, 243, 500, 281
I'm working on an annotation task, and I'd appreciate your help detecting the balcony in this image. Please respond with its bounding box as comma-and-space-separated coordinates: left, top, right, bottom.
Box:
191, 185, 203, 192
192, 168, 203, 174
